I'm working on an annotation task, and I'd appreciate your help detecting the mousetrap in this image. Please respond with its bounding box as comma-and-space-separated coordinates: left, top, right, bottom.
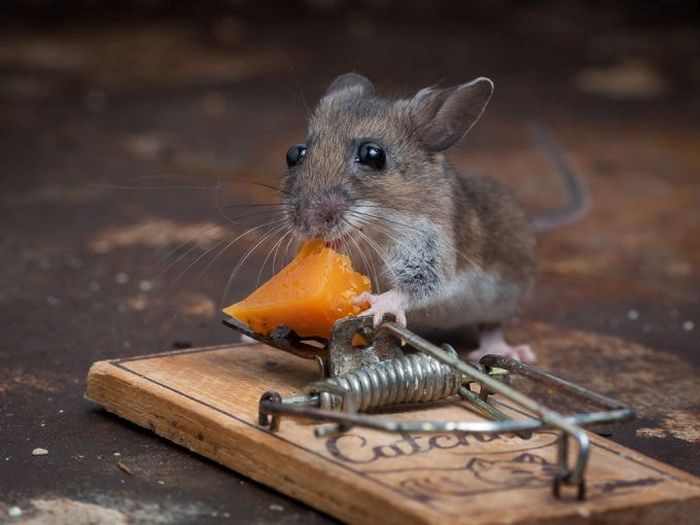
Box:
86, 318, 700, 524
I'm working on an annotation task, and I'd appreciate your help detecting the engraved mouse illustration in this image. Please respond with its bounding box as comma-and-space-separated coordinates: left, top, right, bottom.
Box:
466, 453, 557, 488
396, 452, 558, 501
280, 73, 587, 363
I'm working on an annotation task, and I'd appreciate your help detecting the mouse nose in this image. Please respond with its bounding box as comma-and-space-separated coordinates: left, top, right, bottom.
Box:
303, 188, 348, 238
316, 190, 346, 220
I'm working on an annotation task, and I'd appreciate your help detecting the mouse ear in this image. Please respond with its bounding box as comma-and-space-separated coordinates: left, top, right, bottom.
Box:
412, 77, 493, 151
323, 73, 374, 100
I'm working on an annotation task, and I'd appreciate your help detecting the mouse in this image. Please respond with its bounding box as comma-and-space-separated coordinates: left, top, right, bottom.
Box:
279, 73, 587, 363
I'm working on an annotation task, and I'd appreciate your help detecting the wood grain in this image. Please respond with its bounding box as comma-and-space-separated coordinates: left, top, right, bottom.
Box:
86, 343, 700, 524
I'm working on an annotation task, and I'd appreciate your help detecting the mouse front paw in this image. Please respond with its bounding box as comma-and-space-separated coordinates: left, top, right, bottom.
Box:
353, 290, 408, 327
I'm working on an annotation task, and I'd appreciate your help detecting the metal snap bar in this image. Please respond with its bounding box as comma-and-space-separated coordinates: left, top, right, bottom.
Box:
252, 321, 634, 500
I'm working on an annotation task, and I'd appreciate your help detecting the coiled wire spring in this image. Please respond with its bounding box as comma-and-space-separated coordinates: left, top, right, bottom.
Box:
315, 347, 462, 412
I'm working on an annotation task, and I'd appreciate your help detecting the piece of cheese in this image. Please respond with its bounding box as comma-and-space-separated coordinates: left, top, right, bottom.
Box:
223, 240, 371, 339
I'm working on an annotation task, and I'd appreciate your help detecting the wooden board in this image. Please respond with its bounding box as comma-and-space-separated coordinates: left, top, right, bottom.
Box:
86, 343, 700, 524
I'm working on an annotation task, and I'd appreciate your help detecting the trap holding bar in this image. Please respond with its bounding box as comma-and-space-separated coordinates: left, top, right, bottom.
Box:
224, 317, 635, 500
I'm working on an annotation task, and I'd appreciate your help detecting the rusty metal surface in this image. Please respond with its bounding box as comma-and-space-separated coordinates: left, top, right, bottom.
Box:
1, 2, 698, 523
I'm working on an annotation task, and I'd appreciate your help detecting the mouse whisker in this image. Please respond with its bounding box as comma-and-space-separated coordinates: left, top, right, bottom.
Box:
88, 178, 290, 196
151, 209, 289, 280
345, 212, 413, 251
271, 227, 295, 275
167, 202, 290, 226
158, 217, 286, 285
168, 239, 237, 312
268, 229, 292, 274
347, 209, 414, 230
178, 219, 284, 302
348, 210, 481, 268
343, 200, 409, 214
289, 65, 312, 120
356, 230, 398, 284
341, 217, 398, 284
214, 180, 286, 226
349, 213, 470, 280
237, 179, 293, 197
345, 202, 403, 212
89, 182, 229, 191
157, 220, 290, 313
148, 222, 227, 270
217, 203, 291, 211
174, 216, 288, 292
214, 208, 290, 227
278, 232, 298, 271
166, 239, 227, 292
220, 221, 290, 308
153, 228, 227, 282
343, 233, 380, 291
343, 227, 381, 293
92, 202, 284, 272
256, 226, 293, 287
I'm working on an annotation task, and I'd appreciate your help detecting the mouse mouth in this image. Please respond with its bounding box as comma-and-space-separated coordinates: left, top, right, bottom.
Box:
325, 239, 342, 250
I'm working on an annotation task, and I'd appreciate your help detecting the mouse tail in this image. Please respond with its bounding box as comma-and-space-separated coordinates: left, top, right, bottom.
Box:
529, 123, 590, 232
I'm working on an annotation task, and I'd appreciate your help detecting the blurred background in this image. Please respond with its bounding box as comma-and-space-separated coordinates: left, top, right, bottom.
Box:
1, 1, 698, 522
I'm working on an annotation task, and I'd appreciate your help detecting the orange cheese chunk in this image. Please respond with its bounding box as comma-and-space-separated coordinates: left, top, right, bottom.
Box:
223, 240, 371, 339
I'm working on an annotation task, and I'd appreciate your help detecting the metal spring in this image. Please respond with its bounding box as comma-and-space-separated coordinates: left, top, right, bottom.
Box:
316, 348, 462, 412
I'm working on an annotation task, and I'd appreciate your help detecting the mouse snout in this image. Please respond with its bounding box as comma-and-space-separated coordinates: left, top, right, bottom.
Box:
298, 189, 349, 240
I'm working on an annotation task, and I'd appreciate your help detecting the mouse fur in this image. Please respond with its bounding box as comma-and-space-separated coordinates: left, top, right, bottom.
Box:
280, 73, 537, 361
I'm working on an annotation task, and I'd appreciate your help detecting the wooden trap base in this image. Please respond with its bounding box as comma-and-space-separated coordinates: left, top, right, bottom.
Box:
86, 342, 700, 524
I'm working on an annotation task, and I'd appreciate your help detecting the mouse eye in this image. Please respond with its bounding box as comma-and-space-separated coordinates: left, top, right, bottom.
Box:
286, 144, 307, 168
356, 142, 386, 170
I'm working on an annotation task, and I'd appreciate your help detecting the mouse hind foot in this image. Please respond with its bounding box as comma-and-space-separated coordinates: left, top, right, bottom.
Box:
468, 323, 536, 364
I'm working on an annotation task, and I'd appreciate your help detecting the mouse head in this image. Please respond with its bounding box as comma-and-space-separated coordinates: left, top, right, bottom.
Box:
281, 73, 493, 243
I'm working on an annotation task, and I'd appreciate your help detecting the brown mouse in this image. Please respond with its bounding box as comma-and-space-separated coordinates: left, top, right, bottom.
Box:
279, 73, 587, 363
